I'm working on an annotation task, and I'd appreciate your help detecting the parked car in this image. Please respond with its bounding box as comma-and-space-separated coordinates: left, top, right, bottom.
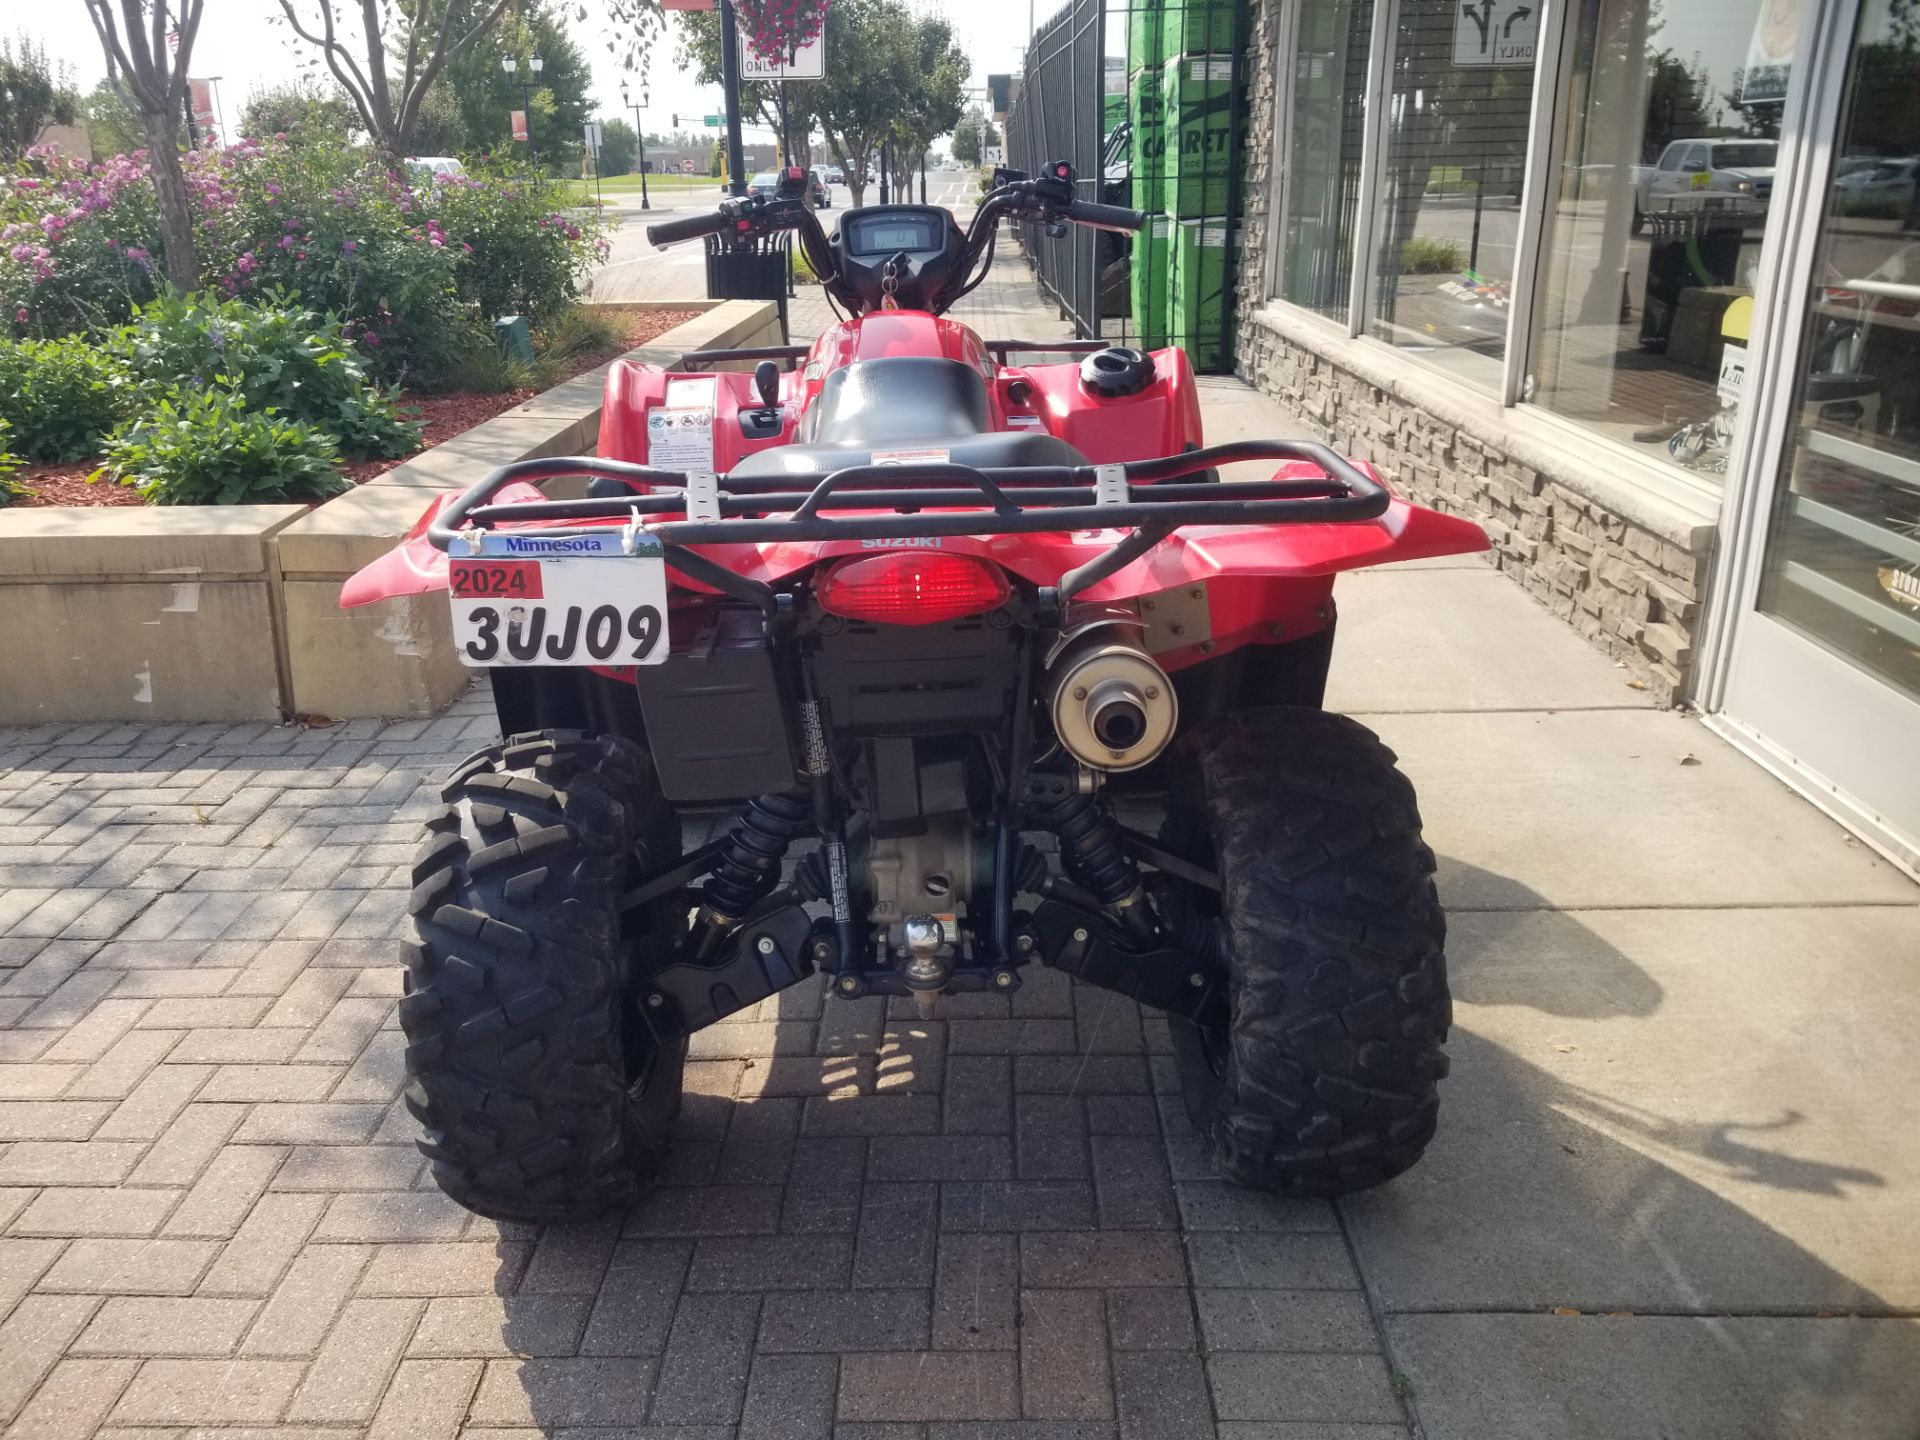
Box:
808, 167, 833, 208
406, 156, 466, 184
1835, 156, 1918, 214
823, 165, 845, 184
1634, 139, 1777, 230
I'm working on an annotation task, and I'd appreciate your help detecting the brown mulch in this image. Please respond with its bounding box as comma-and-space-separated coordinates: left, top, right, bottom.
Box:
11, 306, 702, 508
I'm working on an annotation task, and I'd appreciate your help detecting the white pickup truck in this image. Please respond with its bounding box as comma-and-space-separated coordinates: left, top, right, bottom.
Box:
1634, 138, 1778, 229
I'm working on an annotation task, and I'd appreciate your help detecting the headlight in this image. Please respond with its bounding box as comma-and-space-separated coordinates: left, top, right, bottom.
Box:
1734, 179, 1754, 193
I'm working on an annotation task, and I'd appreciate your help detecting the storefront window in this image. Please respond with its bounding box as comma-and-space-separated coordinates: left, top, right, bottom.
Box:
1754, 0, 1920, 701
1368, 0, 1538, 384
1280, 0, 1374, 317
1527, 0, 1793, 483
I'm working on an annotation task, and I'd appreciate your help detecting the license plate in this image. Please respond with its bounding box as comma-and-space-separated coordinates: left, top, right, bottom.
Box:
449, 555, 670, 667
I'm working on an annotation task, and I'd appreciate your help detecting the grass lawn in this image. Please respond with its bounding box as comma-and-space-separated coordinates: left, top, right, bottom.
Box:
560, 172, 721, 202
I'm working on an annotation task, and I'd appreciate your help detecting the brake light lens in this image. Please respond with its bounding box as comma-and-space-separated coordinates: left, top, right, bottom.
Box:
816, 552, 1010, 625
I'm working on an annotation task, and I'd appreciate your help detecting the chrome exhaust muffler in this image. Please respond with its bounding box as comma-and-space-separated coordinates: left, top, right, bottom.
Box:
1045, 615, 1178, 772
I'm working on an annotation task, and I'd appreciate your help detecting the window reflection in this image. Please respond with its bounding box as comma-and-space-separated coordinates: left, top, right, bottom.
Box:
1756, 0, 1920, 702
1281, 0, 1374, 316
1528, 0, 1792, 483
1369, 0, 1538, 383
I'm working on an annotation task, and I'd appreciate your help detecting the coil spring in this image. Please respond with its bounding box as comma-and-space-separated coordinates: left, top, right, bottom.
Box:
704, 787, 811, 918
1034, 793, 1141, 906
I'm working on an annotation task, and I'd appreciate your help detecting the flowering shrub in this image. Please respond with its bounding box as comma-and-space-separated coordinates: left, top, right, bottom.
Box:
0, 335, 133, 462
117, 291, 421, 460
1, 153, 163, 334
1, 136, 609, 388
96, 390, 347, 506
430, 163, 609, 328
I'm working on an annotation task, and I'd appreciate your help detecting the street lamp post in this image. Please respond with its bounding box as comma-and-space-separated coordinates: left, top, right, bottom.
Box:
502, 53, 545, 169
621, 83, 651, 210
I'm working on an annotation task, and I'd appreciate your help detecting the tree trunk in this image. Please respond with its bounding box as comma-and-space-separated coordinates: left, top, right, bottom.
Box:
142, 109, 199, 293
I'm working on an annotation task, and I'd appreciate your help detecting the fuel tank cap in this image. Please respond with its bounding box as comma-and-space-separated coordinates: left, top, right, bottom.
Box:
1079, 346, 1155, 398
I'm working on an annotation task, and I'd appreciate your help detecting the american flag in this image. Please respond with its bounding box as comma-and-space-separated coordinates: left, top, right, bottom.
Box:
167, 26, 180, 52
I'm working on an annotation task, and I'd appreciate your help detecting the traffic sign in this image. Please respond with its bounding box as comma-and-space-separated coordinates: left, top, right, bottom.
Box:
704, 115, 723, 127
583, 120, 603, 154
681, 158, 696, 173
1453, 0, 1537, 66
740, 30, 824, 81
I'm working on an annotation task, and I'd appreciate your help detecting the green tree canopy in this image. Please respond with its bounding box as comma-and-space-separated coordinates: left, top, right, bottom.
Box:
597, 114, 637, 174
240, 77, 358, 142
436, 1, 593, 169
950, 108, 998, 166
1, 32, 79, 161
82, 78, 142, 155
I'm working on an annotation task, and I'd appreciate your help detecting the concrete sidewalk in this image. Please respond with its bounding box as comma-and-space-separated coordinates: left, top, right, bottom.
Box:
0, 378, 1915, 1440
1209, 374, 1920, 1436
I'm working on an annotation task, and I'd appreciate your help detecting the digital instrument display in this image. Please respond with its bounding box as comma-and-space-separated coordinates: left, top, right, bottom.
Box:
847, 213, 939, 255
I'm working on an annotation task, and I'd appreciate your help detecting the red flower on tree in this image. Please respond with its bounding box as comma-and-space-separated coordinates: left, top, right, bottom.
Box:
737, 0, 829, 65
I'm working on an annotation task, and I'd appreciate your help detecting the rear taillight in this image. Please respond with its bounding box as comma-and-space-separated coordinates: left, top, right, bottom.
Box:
816, 551, 1010, 625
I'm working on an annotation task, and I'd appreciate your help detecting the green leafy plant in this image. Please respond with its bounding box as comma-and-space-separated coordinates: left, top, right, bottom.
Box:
95, 390, 347, 506
117, 290, 421, 460
535, 304, 624, 365
1399, 235, 1467, 275
0, 334, 131, 461
0, 417, 25, 505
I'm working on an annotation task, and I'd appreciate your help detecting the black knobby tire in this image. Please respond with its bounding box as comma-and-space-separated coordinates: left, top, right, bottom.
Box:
1164, 706, 1451, 1196
400, 730, 687, 1222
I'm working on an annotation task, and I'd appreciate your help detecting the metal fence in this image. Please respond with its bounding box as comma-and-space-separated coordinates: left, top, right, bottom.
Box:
1005, 0, 1106, 334
1006, 0, 1250, 373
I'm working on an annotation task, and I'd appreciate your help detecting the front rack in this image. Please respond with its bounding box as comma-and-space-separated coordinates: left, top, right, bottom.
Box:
428, 440, 1389, 606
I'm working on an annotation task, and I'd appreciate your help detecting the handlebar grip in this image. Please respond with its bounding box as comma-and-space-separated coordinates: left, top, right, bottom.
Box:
647, 210, 733, 248
1067, 200, 1148, 232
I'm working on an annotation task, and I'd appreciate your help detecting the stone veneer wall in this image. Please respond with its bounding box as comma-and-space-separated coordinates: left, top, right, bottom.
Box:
1227, 0, 1715, 703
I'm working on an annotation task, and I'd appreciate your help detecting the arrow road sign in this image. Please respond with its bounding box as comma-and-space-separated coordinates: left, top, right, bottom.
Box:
1454, 1, 1538, 66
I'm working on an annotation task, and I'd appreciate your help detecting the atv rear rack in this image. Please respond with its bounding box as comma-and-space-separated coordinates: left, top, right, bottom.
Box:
428, 439, 1389, 550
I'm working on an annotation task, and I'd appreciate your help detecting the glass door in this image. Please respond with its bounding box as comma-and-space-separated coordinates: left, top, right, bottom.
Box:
1715, 0, 1920, 873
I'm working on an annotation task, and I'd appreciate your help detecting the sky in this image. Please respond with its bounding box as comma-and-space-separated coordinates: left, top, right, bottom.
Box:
23, 0, 1038, 145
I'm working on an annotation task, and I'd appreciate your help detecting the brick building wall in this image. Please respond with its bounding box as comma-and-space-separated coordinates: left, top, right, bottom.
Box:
1228, 0, 1717, 703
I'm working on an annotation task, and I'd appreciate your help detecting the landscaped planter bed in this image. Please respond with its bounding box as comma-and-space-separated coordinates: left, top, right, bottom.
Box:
0, 300, 782, 726
10, 304, 705, 508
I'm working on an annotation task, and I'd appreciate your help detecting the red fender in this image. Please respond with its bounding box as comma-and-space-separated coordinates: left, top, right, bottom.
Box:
338, 483, 548, 608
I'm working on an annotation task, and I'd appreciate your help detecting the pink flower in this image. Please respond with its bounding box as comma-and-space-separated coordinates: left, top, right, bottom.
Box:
236, 251, 256, 272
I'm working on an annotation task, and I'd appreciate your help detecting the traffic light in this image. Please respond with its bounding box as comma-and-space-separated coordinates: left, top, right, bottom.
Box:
672, 113, 680, 127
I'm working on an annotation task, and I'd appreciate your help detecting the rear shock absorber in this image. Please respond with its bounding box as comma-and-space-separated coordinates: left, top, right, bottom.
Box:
1032, 793, 1160, 945
691, 786, 811, 959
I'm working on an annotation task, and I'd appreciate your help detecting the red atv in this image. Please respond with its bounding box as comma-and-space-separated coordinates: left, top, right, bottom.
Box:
344, 163, 1488, 1221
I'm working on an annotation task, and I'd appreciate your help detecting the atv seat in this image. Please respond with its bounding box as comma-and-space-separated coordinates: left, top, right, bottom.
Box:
733, 356, 1089, 480
729, 428, 1089, 481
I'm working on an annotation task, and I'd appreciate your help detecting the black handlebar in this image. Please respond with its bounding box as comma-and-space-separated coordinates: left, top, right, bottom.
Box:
645, 209, 735, 248
1065, 200, 1147, 232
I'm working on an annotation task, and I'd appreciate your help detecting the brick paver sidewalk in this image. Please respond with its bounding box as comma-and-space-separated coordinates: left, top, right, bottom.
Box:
0, 689, 1408, 1438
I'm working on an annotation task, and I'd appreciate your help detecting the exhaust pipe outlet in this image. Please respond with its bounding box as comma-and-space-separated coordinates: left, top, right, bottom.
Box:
1046, 626, 1177, 772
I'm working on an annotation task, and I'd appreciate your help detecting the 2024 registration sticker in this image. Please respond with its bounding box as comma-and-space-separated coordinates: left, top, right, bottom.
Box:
447, 550, 670, 668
